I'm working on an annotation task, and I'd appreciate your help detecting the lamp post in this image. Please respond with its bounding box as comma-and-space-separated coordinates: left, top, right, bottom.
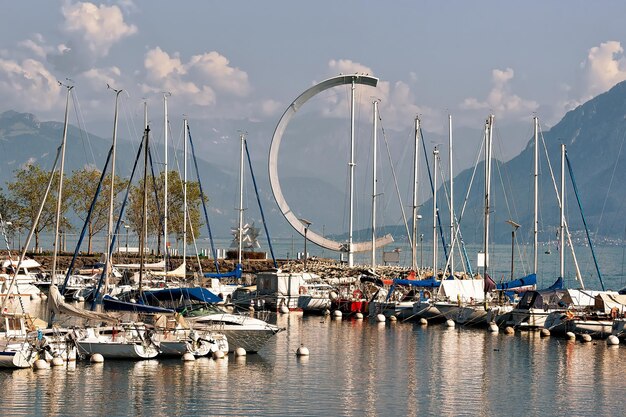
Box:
124, 223, 130, 256
299, 218, 312, 271
506, 220, 521, 280
419, 233, 424, 269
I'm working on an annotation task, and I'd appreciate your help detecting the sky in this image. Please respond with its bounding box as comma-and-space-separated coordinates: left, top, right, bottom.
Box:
2, 0, 626, 171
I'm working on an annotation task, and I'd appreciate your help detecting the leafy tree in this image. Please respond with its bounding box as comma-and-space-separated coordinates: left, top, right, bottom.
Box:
0, 187, 20, 247
7, 164, 70, 251
66, 167, 127, 254
127, 170, 204, 255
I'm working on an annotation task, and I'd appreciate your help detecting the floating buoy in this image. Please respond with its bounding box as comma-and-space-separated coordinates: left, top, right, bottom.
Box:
182, 352, 195, 361
333, 310, 342, 319
90, 353, 104, 363
33, 359, 49, 370
539, 328, 551, 337
419, 318, 428, 326
212, 350, 225, 359
488, 322, 499, 333
504, 326, 515, 335
323, 309, 330, 316
607, 335, 620, 346
376, 314, 386, 323
51, 357, 65, 367
389, 316, 397, 322
279, 305, 289, 314
355, 312, 364, 320
446, 319, 455, 328
235, 347, 247, 357
296, 345, 309, 356
566, 332, 576, 340
581, 334, 592, 343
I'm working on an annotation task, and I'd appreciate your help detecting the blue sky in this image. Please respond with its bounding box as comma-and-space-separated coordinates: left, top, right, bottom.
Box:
2, 1, 626, 156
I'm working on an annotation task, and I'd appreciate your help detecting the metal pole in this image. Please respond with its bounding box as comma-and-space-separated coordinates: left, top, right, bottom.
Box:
411, 116, 420, 270
304, 227, 308, 271
449, 114, 454, 274
371, 100, 378, 270
432, 147, 439, 274
348, 80, 356, 267
533, 116, 539, 275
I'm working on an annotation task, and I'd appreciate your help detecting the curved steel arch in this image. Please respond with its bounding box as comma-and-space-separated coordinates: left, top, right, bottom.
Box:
268, 74, 394, 253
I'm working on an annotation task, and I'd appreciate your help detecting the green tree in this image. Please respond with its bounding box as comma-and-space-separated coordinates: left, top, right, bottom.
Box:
66, 167, 127, 254
7, 164, 70, 251
0, 187, 20, 247
127, 170, 204, 255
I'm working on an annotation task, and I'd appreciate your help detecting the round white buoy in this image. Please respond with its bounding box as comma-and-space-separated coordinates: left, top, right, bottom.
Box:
234, 347, 247, 357
33, 359, 49, 370
90, 353, 104, 363
323, 309, 330, 316
419, 318, 428, 326
504, 326, 515, 335
212, 350, 225, 359
389, 316, 397, 322
446, 319, 455, 328
539, 328, 551, 337
566, 331, 576, 340
488, 322, 499, 333
279, 305, 290, 314
607, 335, 620, 346
581, 334, 592, 343
355, 312, 364, 320
296, 345, 310, 356
129, 299, 137, 304
51, 357, 65, 367
248, 306, 255, 312
376, 314, 386, 323
182, 352, 196, 361
333, 310, 342, 319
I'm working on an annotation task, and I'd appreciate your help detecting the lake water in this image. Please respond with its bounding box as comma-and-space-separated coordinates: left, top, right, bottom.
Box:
1, 303, 625, 417
1, 243, 625, 416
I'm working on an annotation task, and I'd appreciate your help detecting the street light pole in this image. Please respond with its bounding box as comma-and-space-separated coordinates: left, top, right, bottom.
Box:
299, 218, 312, 272
506, 220, 521, 280
124, 223, 130, 257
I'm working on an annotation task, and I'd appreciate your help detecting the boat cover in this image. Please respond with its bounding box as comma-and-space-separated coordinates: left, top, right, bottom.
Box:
143, 287, 222, 304
102, 295, 175, 313
204, 264, 243, 279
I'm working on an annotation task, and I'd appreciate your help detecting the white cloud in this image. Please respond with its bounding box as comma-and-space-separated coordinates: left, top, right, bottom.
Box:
61, 1, 137, 58
461, 68, 538, 117
18, 34, 50, 59
141, 47, 251, 110
0, 58, 62, 112
80, 66, 122, 89
582, 41, 626, 97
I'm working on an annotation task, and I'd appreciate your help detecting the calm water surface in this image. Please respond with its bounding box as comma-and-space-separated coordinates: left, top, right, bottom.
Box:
0, 306, 624, 417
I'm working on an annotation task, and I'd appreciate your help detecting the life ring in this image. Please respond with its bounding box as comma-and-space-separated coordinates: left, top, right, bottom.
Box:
611, 307, 619, 319
353, 289, 363, 299
299, 286, 307, 295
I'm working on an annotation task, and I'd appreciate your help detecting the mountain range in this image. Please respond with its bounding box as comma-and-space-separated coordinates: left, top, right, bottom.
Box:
1, 80, 626, 251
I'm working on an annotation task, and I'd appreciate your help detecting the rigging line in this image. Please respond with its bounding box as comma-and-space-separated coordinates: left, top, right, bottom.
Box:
595, 123, 626, 235
70, 88, 98, 167
419, 126, 449, 261
565, 151, 605, 291
379, 110, 411, 247
539, 128, 583, 287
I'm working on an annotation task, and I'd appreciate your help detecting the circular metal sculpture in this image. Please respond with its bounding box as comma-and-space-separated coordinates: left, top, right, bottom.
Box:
268, 74, 393, 253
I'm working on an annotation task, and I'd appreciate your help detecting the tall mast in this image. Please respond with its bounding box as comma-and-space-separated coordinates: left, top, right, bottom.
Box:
51, 84, 73, 285
371, 100, 378, 270
139, 126, 150, 299
533, 116, 539, 275
411, 116, 420, 270
448, 114, 454, 275
348, 80, 356, 267
183, 118, 188, 269
238, 132, 245, 265
432, 147, 439, 274
105, 86, 122, 293
559, 143, 565, 280
484, 115, 494, 277
163, 93, 170, 270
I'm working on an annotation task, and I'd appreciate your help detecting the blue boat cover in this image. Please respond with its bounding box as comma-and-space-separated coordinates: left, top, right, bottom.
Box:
497, 273, 536, 290
204, 263, 243, 279
543, 276, 563, 291
392, 277, 441, 288
143, 287, 222, 304
102, 295, 175, 313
